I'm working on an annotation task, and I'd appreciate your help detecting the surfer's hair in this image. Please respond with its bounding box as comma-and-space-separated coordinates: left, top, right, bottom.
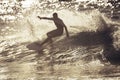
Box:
53, 13, 58, 17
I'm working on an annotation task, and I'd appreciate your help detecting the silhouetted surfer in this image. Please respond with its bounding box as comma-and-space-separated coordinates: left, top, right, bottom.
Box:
37, 13, 69, 46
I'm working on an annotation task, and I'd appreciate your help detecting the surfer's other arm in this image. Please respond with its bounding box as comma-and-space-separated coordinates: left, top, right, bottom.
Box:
63, 24, 69, 38
37, 16, 53, 20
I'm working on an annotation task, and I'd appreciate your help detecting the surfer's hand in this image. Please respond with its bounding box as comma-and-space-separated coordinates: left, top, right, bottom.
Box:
66, 34, 70, 38
37, 16, 41, 19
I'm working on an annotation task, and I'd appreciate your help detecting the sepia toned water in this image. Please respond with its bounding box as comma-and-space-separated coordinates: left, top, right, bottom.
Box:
0, 9, 120, 80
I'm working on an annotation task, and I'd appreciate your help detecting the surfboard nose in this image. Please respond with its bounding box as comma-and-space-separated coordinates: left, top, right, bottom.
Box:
26, 42, 41, 50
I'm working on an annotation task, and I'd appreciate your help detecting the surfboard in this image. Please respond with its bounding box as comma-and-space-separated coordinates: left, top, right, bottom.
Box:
26, 40, 54, 53
26, 41, 43, 51
26, 35, 69, 53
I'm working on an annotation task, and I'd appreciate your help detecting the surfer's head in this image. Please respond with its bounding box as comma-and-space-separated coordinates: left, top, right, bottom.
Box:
53, 13, 58, 18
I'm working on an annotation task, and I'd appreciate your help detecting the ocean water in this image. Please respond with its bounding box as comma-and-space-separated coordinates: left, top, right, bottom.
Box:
0, 6, 120, 80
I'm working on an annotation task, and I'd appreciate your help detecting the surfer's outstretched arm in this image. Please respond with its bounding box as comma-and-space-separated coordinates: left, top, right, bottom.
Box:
37, 16, 53, 20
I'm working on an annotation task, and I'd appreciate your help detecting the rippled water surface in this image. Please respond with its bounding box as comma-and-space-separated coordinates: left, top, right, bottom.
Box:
0, 37, 120, 80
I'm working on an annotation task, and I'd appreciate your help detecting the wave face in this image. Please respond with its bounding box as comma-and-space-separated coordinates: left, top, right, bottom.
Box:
0, 9, 108, 41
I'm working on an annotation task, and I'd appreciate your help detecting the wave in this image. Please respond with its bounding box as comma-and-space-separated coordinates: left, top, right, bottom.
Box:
0, 9, 113, 42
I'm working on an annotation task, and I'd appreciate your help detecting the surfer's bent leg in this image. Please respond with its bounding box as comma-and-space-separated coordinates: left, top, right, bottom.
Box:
47, 29, 63, 38
45, 29, 63, 44
39, 31, 54, 45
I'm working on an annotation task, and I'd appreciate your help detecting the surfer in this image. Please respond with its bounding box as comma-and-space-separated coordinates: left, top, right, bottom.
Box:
37, 12, 69, 46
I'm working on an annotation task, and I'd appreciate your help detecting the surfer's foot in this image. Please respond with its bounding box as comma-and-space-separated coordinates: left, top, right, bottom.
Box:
49, 39, 53, 43
35, 42, 42, 46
